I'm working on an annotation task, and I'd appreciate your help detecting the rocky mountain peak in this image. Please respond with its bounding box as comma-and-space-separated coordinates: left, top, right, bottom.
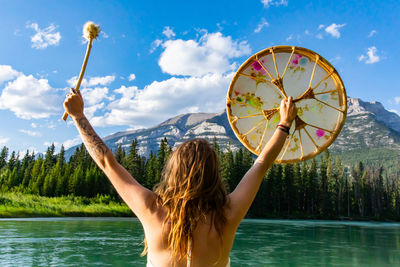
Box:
347, 97, 400, 132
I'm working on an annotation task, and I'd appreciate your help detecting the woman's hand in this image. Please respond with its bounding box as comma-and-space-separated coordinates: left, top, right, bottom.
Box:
279, 96, 297, 128
63, 88, 84, 118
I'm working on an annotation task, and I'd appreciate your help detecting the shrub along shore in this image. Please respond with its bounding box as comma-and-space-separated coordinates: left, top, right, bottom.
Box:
0, 192, 132, 218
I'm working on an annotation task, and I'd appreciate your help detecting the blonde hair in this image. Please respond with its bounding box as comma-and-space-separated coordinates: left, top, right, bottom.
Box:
142, 139, 228, 263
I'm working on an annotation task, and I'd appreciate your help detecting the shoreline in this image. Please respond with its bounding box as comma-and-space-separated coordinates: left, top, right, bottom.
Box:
1, 192, 399, 222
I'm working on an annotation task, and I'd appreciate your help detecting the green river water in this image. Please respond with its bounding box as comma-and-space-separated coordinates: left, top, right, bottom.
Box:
0, 218, 399, 266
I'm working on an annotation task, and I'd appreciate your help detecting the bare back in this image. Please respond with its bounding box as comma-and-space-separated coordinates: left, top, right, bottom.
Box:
144, 197, 237, 267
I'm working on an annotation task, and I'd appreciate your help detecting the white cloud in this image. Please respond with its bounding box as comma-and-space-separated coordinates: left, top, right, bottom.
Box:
19, 129, 41, 137
26, 22, 61, 49
325, 23, 346, 38
101, 31, 109, 39
261, 0, 288, 8
286, 34, 293, 41
0, 65, 20, 85
318, 24, 325, 30
162, 26, 176, 39
128, 73, 136, 81
394, 97, 400, 105
44, 141, 57, 147
90, 73, 233, 128
67, 75, 115, 88
31, 123, 38, 128
81, 86, 114, 106
85, 102, 105, 120
216, 23, 223, 32
316, 33, 323, 39
368, 30, 377, 38
63, 136, 81, 149
254, 18, 269, 33
358, 46, 380, 64
158, 32, 251, 76
0, 74, 60, 119
47, 122, 56, 129
88, 32, 250, 127
0, 136, 9, 146
150, 39, 163, 53
358, 55, 366, 61
329, 56, 341, 64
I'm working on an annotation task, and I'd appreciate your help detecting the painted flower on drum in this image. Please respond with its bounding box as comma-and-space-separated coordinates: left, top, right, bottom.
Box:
251, 60, 267, 75
291, 54, 308, 66
291, 54, 302, 65
316, 129, 325, 138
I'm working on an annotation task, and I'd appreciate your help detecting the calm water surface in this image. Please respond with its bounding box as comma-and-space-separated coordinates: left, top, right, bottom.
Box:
0, 218, 399, 266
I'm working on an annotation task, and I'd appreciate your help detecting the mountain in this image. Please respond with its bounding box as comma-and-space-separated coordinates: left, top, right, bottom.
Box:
331, 98, 400, 151
66, 97, 400, 165
100, 111, 241, 156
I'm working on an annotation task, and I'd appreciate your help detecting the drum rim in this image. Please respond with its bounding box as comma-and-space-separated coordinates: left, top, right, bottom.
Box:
226, 45, 347, 163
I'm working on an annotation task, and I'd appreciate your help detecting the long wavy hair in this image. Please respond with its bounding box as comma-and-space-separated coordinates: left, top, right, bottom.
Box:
142, 138, 228, 263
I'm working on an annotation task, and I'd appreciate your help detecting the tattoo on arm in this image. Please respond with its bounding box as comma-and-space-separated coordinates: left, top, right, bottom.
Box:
76, 117, 109, 160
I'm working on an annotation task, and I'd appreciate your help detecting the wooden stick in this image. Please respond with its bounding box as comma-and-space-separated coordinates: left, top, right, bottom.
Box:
63, 22, 100, 121
62, 39, 93, 121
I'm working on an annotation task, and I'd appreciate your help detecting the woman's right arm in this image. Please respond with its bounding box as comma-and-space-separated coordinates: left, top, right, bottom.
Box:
63, 89, 157, 223
227, 97, 297, 226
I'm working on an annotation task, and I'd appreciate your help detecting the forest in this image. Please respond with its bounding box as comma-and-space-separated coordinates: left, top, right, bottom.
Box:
0, 137, 399, 220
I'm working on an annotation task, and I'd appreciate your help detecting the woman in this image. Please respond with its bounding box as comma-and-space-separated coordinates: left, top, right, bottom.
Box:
64, 89, 297, 267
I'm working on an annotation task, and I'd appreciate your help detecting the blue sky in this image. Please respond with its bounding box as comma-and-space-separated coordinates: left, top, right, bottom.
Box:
0, 0, 399, 155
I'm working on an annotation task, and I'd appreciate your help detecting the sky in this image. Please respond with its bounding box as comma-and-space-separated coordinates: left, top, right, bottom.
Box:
0, 0, 399, 155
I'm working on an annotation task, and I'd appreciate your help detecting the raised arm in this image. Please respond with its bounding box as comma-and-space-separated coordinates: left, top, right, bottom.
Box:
227, 96, 297, 225
63, 89, 156, 222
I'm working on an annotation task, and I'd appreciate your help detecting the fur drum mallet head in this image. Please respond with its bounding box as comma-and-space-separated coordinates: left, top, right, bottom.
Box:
83, 21, 100, 40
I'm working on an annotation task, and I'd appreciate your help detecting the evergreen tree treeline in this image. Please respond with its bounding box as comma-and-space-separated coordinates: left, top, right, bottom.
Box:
0, 138, 399, 220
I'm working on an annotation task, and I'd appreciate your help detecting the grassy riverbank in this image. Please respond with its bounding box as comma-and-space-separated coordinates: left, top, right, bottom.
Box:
0, 192, 133, 218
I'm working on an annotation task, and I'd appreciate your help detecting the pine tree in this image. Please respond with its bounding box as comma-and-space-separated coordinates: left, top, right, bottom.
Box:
145, 151, 159, 189
221, 143, 234, 192
115, 145, 126, 165
58, 145, 66, 169
293, 162, 301, 213
7, 151, 17, 171
35, 163, 46, 195
126, 139, 143, 184
84, 167, 97, 197
308, 159, 317, 215
299, 162, 309, 213
282, 163, 294, 215
44, 143, 57, 172
334, 156, 345, 216
7, 167, 18, 188
0, 146, 8, 170
274, 164, 283, 214
212, 136, 220, 159
43, 170, 57, 197
69, 165, 84, 196
157, 137, 169, 174
232, 148, 244, 190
